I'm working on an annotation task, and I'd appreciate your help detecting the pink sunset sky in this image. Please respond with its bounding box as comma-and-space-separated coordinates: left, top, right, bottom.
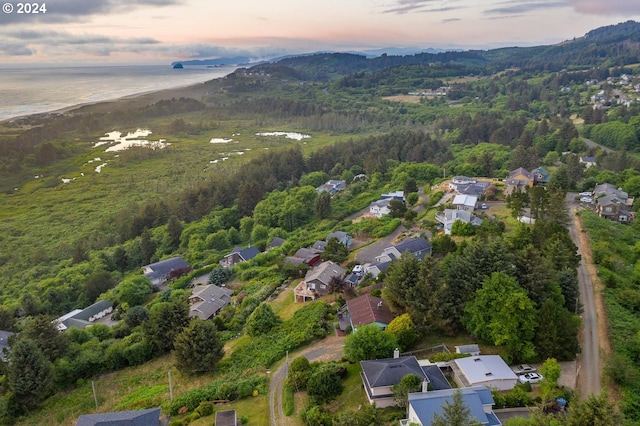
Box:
1, 0, 640, 64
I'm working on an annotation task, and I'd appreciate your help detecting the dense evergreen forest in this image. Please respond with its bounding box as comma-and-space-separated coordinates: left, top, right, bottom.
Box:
2, 20, 640, 425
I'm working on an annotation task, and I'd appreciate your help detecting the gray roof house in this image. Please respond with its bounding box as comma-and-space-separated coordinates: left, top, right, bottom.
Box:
360, 355, 429, 408
293, 261, 345, 302
360, 354, 451, 409
316, 179, 346, 195
220, 246, 260, 268
375, 237, 432, 263
189, 285, 233, 320
56, 300, 114, 331
364, 260, 391, 279
75, 407, 163, 426
401, 386, 501, 426
142, 257, 190, 288
326, 231, 352, 247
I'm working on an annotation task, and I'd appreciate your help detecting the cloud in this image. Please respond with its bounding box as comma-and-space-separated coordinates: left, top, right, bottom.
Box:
383, 0, 463, 14
442, 18, 461, 22
484, 1, 567, 15
0, 0, 181, 25
567, 0, 640, 15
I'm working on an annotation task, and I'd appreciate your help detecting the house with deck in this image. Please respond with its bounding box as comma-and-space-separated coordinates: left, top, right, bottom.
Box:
293, 261, 345, 302
452, 194, 478, 211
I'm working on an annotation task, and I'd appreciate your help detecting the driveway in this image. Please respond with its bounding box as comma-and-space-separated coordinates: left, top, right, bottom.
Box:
354, 226, 406, 264
269, 335, 345, 426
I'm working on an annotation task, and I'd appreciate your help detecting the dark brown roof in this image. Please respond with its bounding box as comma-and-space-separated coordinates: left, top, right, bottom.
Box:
347, 294, 394, 328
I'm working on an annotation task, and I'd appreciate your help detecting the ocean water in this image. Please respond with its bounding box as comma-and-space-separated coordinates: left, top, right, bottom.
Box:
0, 64, 238, 122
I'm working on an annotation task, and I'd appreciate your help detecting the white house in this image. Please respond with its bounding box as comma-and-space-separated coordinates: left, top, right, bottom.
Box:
452, 355, 518, 391
452, 194, 478, 211
369, 198, 393, 218
435, 209, 483, 234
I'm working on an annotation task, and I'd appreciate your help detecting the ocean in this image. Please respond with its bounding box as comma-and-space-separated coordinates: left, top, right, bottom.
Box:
0, 64, 238, 122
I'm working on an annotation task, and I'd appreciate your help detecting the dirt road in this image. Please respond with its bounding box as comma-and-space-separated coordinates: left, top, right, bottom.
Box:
269, 335, 345, 426
566, 194, 606, 397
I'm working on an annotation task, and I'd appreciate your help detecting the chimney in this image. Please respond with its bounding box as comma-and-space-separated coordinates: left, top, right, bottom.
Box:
377, 301, 383, 309
393, 348, 400, 359
422, 379, 429, 393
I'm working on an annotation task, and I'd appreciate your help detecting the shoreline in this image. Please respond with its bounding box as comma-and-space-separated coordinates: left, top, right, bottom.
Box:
0, 65, 240, 125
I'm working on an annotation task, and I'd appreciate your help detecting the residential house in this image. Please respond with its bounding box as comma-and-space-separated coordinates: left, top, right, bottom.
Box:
0, 330, 14, 361
293, 261, 345, 302
56, 300, 114, 331
360, 355, 429, 408
326, 231, 353, 247
503, 167, 533, 196
531, 166, 550, 185
455, 182, 489, 198
593, 182, 633, 206
316, 179, 346, 195
435, 209, 483, 235
452, 355, 518, 391
188, 285, 233, 320
311, 240, 327, 252
448, 176, 477, 192
220, 246, 260, 268
75, 407, 164, 426
142, 257, 190, 288
596, 194, 633, 223
401, 386, 502, 426
267, 237, 285, 250
369, 198, 393, 218
284, 247, 322, 267
215, 410, 238, 426
455, 344, 481, 356
580, 156, 597, 169
380, 190, 405, 201
363, 260, 391, 279
375, 237, 432, 263
452, 194, 478, 211
338, 295, 394, 332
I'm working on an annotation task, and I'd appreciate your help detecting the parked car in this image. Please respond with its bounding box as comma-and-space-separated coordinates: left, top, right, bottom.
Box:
518, 372, 544, 384
352, 265, 364, 277
481, 203, 488, 209
580, 197, 593, 203
579, 192, 593, 197
512, 364, 536, 374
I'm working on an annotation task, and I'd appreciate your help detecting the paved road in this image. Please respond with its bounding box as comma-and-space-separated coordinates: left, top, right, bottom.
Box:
566, 193, 601, 397
582, 137, 613, 154
269, 335, 345, 426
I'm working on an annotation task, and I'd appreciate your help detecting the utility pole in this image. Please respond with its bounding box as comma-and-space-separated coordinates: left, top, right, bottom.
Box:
168, 369, 174, 401
91, 381, 98, 410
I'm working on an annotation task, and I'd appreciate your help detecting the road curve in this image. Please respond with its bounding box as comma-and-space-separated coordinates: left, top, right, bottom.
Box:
270, 335, 345, 426
566, 193, 601, 397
